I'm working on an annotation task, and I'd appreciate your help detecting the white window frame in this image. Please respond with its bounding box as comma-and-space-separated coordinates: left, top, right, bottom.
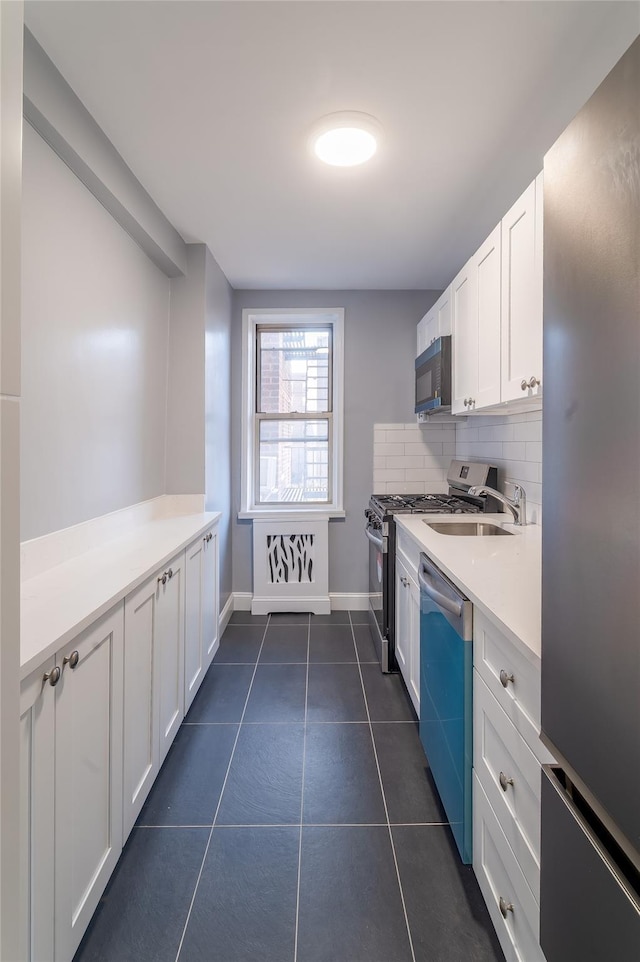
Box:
240, 308, 344, 518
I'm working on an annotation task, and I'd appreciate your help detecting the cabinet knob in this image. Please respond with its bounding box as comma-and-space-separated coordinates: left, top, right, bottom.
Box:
499, 896, 514, 919
63, 650, 79, 670
521, 376, 540, 391
463, 398, 469, 407
167, 568, 174, 580
499, 771, 515, 792
157, 572, 167, 586
499, 669, 515, 688
43, 666, 61, 687
520, 379, 528, 391
203, 532, 213, 543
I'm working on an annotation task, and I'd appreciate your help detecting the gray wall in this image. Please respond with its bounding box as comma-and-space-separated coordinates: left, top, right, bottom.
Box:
21, 123, 171, 540
204, 249, 233, 606
166, 246, 206, 495
231, 290, 439, 595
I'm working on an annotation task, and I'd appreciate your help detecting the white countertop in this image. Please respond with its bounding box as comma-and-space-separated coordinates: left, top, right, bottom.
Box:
20, 511, 220, 680
395, 514, 541, 659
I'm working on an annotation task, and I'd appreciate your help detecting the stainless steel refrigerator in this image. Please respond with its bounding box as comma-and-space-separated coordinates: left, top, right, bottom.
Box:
540, 33, 640, 960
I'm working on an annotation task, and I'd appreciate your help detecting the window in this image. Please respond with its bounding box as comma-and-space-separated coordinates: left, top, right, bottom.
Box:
241, 310, 344, 516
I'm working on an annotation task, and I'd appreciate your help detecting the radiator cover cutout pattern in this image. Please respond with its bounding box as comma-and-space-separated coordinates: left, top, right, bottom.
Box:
266, 534, 314, 584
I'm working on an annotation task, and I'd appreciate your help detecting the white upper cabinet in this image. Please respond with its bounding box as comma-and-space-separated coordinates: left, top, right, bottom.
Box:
451, 258, 477, 413
417, 285, 452, 356
501, 173, 543, 402
453, 224, 502, 414
475, 225, 502, 408
425, 173, 543, 415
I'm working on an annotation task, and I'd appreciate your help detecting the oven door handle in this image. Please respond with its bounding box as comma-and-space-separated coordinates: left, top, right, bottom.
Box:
365, 523, 385, 551
418, 561, 463, 618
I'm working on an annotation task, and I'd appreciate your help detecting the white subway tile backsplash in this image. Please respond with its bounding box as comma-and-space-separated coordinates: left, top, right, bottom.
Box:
374, 411, 543, 519
525, 442, 542, 463
501, 441, 527, 461
376, 443, 405, 457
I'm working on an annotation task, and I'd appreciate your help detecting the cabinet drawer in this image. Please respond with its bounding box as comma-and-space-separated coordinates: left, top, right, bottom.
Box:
474, 612, 542, 756
474, 775, 545, 962
396, 528, 421, 574
474, 670, 541, 900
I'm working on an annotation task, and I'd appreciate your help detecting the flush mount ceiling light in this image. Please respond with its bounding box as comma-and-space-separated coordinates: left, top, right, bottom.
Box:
309, 111, 382, 167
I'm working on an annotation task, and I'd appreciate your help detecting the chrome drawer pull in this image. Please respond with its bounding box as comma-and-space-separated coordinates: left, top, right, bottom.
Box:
63, 650, 79, 670
499, 771, 514, 792
499, 669, 515, 688
499, 896, 514, 918
43, 666, 61, 687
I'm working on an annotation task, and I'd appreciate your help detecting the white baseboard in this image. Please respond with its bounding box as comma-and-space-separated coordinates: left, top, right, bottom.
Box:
232, 591, 370, 612
329, 593, 370, 611
218, 594, 233, 634
252, 595, 331, 615
232, 592, 253, 611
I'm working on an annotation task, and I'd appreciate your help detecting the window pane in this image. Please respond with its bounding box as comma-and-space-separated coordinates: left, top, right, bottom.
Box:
259, 419, 329, 503
258, 328, 330, 414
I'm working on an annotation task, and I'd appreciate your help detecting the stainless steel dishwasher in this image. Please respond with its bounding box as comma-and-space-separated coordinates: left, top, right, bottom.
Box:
418, 552, 473, 863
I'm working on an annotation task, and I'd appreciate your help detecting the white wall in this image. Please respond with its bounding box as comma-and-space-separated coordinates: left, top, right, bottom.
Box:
21, 123, 171, 540
231, 289, 439, 596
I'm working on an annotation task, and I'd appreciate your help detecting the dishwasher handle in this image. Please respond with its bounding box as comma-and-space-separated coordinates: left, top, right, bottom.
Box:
418, 561, 463, 618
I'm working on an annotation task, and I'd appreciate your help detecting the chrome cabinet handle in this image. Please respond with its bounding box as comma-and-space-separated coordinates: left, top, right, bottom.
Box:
157, 572, 167, 586
463, 398, 469, 407
63, 650, 79, 670
520, 378, 528, 391
499, 771, 514, 792
43, 666, 61, 687
499, 896, 514, 918
499, 669, 515, 688
521, 376, 540, 391
167, 568, 174, 580
203, 532, 213, 543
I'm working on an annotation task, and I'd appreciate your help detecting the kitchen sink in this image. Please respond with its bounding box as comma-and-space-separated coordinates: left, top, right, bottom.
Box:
423, 521, 514, 536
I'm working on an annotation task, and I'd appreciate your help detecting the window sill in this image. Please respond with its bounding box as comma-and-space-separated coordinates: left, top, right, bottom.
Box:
237, 508, 346, 521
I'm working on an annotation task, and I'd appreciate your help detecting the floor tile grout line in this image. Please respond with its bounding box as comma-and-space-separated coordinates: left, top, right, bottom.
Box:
136, 820, 449, 830
293, 613, 311, 962
183, 719, 418, 727
351, 616, 418, 962
173, 613, 271, 962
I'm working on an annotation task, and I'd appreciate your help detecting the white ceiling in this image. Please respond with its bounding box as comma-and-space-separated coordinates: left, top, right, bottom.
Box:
24, 1, 640, 290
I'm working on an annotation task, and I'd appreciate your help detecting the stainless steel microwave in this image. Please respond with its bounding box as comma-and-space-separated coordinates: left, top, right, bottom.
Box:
415, 336, 452, 414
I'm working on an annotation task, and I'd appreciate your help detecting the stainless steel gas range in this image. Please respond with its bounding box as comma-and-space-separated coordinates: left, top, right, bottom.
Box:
364, 460, 499, 673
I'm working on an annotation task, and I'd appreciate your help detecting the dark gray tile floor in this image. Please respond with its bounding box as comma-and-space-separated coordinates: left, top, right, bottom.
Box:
74, 612, 503, 962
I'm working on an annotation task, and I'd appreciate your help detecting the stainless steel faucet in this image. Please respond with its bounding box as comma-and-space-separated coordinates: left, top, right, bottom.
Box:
468, 483, 527, 526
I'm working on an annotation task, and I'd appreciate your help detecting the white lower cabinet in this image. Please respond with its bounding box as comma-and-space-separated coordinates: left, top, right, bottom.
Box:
472, 613, 553, 962
395, 553, 420, 715
123, 550, 185, 839
20, 660, 55, 962
54, 608, 124, 962
20, 606, 124, 962
21, 524, 219, 962
185, 526, 219, 712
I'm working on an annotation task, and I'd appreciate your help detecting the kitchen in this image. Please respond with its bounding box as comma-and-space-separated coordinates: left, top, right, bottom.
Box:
1, 2, 639, 961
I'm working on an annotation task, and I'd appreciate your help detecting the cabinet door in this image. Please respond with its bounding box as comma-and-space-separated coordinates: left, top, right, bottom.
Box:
202, 528, 219, 668
395, 557, 410, 680
501, 176, 543, 402
20, 662, 55, 962
417, 313, 433, 355
54, 606, 124, 962
185, 537, 205, 713
451, 259, 478, 414
475, 225, 502, 409
157, 551, 185, 763
407, 576, 420, 714
436, 285, 452, 337
123, 574, 161, 837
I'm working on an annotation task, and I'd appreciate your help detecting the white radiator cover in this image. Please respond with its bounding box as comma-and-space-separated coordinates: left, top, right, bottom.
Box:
251, 517, 330, 614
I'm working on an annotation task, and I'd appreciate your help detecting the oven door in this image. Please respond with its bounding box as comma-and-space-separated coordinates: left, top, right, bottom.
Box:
365, 518, 389, 671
